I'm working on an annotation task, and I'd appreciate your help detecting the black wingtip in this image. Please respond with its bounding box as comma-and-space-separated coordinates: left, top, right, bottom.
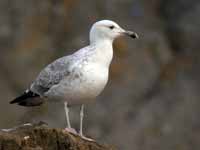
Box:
10, 101, 15, 104
10, 96, 23, 104
17, 99, 44, 107
10, 90, 39, 105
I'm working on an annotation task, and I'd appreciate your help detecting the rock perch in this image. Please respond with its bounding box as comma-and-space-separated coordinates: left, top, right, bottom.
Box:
0, 122, 116, 150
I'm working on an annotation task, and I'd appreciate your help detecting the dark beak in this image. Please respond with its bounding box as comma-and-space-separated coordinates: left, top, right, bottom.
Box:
125, 31, 139, 39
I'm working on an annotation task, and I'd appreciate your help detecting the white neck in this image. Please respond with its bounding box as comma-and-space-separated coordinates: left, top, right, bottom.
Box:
90, 39, 113, 67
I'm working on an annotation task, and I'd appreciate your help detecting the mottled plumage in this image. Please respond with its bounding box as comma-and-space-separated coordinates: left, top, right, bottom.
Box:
10, 20, 138, 140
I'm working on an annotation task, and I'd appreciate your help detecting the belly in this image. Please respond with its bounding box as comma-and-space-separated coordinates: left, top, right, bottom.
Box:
45, 65, 109, 105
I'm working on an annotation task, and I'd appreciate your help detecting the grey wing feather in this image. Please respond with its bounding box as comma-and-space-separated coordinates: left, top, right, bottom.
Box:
30, 55, 73, 95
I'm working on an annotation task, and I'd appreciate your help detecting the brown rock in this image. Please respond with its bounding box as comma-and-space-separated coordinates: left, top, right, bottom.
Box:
0, 122, 116, 150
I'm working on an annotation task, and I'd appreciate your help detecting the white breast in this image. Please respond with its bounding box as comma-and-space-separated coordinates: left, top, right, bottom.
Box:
81, 63, 109, 97
45, 41, 113, 105
45, 63, 109, 105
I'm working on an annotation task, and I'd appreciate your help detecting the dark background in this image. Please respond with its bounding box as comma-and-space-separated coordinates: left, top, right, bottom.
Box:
1, 0, 200, 149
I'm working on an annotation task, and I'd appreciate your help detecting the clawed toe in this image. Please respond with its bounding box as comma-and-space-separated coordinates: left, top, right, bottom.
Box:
64, 127, 77, 134
79, 134, 94, 141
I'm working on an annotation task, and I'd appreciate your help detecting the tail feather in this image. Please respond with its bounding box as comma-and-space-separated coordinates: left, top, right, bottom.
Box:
10, 90, 42, 106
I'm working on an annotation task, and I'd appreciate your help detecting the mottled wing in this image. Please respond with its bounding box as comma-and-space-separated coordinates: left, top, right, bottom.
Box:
30, 55, 73, 95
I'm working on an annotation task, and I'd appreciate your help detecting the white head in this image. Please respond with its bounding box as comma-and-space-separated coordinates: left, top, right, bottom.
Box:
89, 20, 138, 44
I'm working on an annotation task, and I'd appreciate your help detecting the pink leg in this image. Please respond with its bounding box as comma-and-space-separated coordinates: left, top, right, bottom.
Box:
64, 102, 77, 134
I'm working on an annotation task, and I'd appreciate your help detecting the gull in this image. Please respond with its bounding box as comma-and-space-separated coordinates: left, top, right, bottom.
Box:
10, 20, 138, 140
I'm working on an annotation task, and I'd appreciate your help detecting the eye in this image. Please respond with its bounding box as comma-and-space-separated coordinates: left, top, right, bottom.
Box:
109, 25, 115, 30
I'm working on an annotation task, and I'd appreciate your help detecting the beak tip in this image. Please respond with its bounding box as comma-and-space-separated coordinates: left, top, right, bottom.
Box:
131, 33, 139, 39
125, 31, 139, 39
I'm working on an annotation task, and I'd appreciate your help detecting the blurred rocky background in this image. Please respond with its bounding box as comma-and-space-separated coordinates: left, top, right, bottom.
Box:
0, 0, 200, 150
